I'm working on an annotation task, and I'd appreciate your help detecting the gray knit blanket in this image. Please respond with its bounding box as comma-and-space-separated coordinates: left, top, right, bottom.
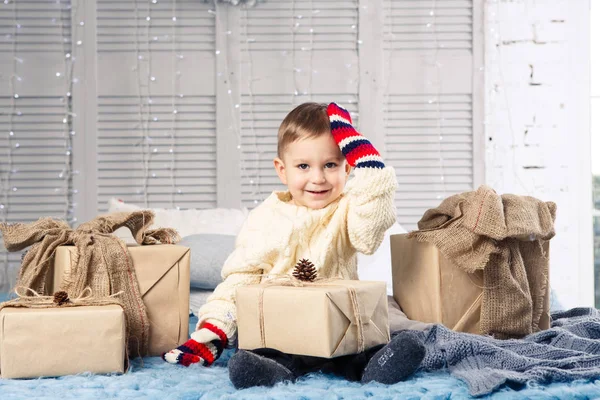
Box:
414, 308, 600, 396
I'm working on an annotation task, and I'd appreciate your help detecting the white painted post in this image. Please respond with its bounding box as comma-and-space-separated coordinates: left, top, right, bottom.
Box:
216, 3, 242, 208
71, 0, 98, 225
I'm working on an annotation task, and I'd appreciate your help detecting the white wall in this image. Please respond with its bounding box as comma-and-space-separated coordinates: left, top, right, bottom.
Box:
484, 0, 592, 308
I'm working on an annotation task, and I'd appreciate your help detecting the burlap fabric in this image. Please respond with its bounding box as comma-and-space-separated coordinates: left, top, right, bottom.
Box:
0, 211, 180, 355
408, 185, 556, 339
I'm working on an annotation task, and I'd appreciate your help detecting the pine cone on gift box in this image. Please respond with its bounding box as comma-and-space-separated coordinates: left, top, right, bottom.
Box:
53, 291, 70, 306
293, 259, 317, 282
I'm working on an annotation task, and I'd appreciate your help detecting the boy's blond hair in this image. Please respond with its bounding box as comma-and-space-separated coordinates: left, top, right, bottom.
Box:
277, 102, 330, 158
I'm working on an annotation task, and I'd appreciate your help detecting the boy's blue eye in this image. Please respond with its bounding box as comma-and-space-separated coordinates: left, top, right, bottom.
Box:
325, 162, 337, 169
297, 164, 309, 170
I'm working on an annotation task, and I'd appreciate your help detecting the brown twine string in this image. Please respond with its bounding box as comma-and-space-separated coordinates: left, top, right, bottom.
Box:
255, 275, 366, 353
5, 286, 124, 308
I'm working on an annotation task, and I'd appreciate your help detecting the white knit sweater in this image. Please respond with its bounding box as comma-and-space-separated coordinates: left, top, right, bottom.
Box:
197, 166, 398, 342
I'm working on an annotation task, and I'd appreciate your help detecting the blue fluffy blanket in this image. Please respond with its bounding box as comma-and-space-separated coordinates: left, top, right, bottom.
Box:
419, 307, 600, 396
3, 302, 600, 399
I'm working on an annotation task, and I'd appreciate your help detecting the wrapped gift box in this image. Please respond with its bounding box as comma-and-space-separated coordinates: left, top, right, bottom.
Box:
0, 305, 125, 379
47, 244, 190, 356
390, 234, 550, 334
236, 280, 389, 358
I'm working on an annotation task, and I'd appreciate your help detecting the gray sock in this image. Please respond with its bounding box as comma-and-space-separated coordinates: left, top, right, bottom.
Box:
228, 350, 295, 389
361, 331, 425, 384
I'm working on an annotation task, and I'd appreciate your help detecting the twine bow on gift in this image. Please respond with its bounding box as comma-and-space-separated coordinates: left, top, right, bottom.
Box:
0, 286, 125, 311
256, 275, 366, 354
0, 211, 180, 356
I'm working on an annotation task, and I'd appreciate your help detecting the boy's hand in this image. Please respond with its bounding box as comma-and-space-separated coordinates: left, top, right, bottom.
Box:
327, 102, 384, 169
162, 322, 227, 367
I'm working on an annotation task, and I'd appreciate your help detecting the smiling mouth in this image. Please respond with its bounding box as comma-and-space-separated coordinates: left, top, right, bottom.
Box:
307, 189, 330, 195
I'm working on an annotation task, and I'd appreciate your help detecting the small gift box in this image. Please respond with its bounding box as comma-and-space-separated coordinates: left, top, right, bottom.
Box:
236, 280, 389, 358
0, 304, 126, 379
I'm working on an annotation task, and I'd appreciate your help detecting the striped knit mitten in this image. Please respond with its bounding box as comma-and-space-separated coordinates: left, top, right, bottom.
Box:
162, 322, 228, 367
327, 102, 385, 169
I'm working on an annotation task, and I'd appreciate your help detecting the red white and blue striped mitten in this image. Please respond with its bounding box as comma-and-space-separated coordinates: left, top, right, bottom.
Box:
162, 322, 228, 367
327, 102, 385, 169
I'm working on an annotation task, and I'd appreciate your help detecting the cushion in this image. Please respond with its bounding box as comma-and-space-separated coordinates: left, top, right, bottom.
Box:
179, 234, 236, 290
107, 198, 249, 243
189, 288, 215, 316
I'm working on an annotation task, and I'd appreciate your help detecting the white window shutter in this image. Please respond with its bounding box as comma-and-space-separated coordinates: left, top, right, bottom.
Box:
236, 0, 360, 208
93, 0, 218, 213
381, 0, 483, 231
0, 0, 74, 291
0, 0, 485, 291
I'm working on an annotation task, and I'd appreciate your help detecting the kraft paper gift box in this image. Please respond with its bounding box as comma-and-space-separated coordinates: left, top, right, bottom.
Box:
0, 305, 126, 379
47, 244, 190, 356
236, 280, 390, 358
390, 234, 550, 334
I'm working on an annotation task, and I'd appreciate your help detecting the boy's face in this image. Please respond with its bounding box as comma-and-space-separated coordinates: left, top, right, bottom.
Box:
274, 134, 351, 210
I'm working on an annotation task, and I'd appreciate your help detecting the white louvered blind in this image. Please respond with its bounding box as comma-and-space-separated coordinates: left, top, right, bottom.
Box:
0, 0, 73, 291
0, 1, 484, 292
383, 0, 481, 230
95, 0, 217, 212
238, 1, 360, 208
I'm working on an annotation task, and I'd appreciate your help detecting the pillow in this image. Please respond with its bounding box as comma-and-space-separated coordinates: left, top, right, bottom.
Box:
107, 198, 249, 243
357, 222, 407, 295
189, 288, 216, 316
179, 234, 236, 290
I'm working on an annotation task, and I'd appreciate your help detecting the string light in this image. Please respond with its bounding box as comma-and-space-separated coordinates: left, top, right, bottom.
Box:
1, 0, 79, 289
133, 0, 152, 207
213, 0, 259, 207
306, 0, 315, 101
382, 0, 448, 227
240, 0, 328, 206
0, 0, 19, 287
242, 3, 261, 204
126, 0, 260, 210
58, 0, 79, 224
169, 0, 179, 207
431, 0, 447, 197
291, 0, 298, 102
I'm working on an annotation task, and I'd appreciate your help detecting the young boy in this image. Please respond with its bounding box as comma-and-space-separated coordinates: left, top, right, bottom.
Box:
163, 102, 426, 388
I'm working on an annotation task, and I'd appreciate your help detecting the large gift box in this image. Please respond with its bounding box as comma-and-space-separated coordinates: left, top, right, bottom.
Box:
390, 234, 551, 334
47, 245, 190, 356
0, 305, 126, 378
236, 280, 390, 358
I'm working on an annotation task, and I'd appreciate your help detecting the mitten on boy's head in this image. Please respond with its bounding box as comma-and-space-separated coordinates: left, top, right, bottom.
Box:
327, 102, 353, 125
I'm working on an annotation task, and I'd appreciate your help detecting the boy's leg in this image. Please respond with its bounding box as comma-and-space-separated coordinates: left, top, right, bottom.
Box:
361, 331, 426, 384
316, 345, 384, 381
228, 347, 371, 388
229, 331, 426, 389
229, 348, 347, 389
228, 348, 295, 389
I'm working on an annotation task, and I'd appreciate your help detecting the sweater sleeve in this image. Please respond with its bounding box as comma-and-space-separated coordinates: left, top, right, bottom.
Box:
344, 166, 398, 255
326, 102, 397, 253
195, 211, 270, 344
